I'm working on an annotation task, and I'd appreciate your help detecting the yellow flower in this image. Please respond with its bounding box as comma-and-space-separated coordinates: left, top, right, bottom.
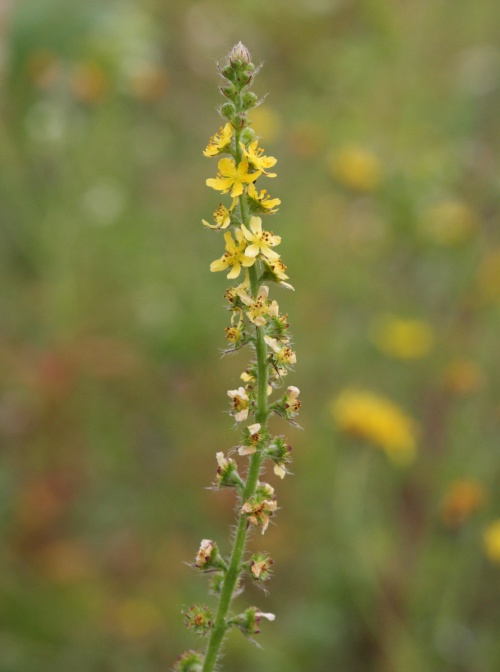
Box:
225, 310, 244, 345
206, 156, 259, 198
484, 520, 500, 563
227, 386, 250, 422
238, 423, 261, 456
194, 539, 216, 568
241, 140, 277, 177
264, 258, 294, 290
421, 200, 477, 245
284, 386, 301, 414
202, 203, 231, 230
249, 106, 282, 142
210, 229, 255, 279
250, 553, 274, 580
331, 389, 417, 464
328, 145, 382, 192
247, 183, 281, 213
264, 336, 297, 365
240, 369, 273, 396
237, 285, 279, 327
371, 315, 435, 360
241, 483, 277, 534
240, 216, 281, 260
203, 123, 233, 157
440, 480, 486, 528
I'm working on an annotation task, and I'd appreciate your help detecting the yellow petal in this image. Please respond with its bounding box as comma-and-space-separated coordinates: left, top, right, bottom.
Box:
227, 262, 241, 279
218, 157, 236, 176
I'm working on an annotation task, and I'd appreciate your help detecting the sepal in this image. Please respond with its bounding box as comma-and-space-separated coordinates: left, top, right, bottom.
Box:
183, 605, 214, 637
173, 650, 204, 672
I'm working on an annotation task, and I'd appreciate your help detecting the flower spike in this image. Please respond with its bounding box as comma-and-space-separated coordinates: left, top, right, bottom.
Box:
178, 43, 299, 672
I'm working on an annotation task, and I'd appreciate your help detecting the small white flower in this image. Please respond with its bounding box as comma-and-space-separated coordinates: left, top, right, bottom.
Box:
227, 386, 250, 421
274, 463, 287, 479
216, 452, 228, 469
257, 611, 276, 622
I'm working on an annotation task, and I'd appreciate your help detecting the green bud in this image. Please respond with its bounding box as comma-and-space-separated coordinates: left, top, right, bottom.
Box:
237, 70, 253, 87
240, 127, 256, 145
235, 112, 249, 129
220, 102, 236, 120
215, 452, 244, 488
220, 83, 237, 99
220, 64, 236, 82
208, 572, 224, 595
242, 91, 258, 110
173, 650, 204, 672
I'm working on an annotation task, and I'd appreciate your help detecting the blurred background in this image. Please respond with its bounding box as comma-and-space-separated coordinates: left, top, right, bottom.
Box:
1, 0, 500, 670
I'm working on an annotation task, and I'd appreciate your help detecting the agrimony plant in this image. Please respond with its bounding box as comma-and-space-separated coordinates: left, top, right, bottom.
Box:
174, 43, 299, 672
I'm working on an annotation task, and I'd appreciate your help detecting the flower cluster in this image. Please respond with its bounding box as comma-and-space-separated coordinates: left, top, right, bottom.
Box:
177, 43, 299, 672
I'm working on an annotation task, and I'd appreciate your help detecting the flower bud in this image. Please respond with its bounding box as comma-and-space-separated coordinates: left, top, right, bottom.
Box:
173, 650, 204, 672
235, 111, 249, 129
237, 69, 254, 87
230, 606, 275, 638
229, 42, 252, 66
208, 571, 224, 595
240, 127, 256, 145
241, 91, 258, 110
220, 83, 237, 99
220, 102, 236, 120
220, 64, 237, 82
183, 605, 214, 636
265, 436, 292, 479
215, 451, 243, 488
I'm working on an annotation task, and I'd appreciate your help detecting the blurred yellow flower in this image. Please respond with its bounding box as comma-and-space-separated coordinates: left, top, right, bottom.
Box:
331, 389, 417, 464
483, 520, 500, 563
328, 145, 382, 192
371, 315, 435, 360
440, 479, 486, 528
421, 200, 478, 245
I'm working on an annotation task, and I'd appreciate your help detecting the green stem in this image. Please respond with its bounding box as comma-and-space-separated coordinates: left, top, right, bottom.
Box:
202, 121, 269, 672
